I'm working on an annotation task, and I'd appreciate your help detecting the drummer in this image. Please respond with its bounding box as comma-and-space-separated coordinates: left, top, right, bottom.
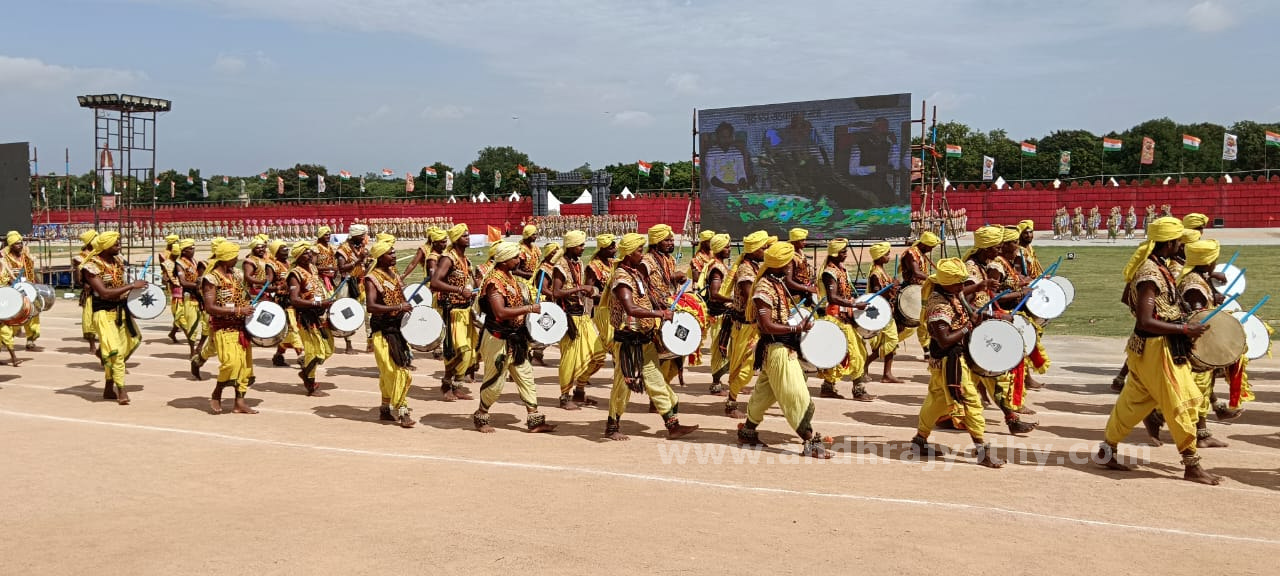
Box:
783, 228, 818, 306
430, 223, 477, 402
640, 224, 687, 382
897, 230, 939, 355
267, 239, 304, 367
0, 258, 23, 366
586, 233, 617, 353
4, 232, 41, 351
908, 257, 1004, 468
700, 233, 733, 395
988, 226, 1041, 410
816, 238, 873, 400
1095, 217, 1220, 486
550, 230, 604, 410
736, 241, 831, 459
287, 241, 335, 396
724, 231, 770, 418
601, 233, 698, 441
81, 231, 148, 403
161, 234, 181, 344
364, 240, 416, 428
470, 241, 556, 434
689, 229, 716, 282
336, 224, 370, 355
314, 226, 338, 294
515, 225, 539, 282
75, 230, 99, 355
402, 226, 447, 280
243, 235, 274, 300
1013, 220, 1050, 389
530, 242, 561, 366
173, 239, 203, 358
190, 238, 226, 378
863, 242, 902, 384
202, 241, 258, 414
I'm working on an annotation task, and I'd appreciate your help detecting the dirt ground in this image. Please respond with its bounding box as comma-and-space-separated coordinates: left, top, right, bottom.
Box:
1, 303, 1277, 575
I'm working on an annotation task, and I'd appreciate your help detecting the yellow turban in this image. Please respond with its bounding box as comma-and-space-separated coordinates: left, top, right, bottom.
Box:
789, 228, 809, 242
647, 224, 673, 245
317, 226, 332, 238
5, 231, 21, 245
348, 224, 368, 237
829, 238, 850, 256
376, 233, 395, 244
617, 233, 647, 258
213, 241, 240, 263
710, 233, 731, 253
1182, 213, 1208, 230
973, 226, 1003, 249
743, 231, 769, 253
698, 230, 716, 242
369, 241, 393, 260
448, 223, 469, 244
170, 244, 181, 257
767, 235, 778, 247
1181, 229, 1202, 243
1184, 239, 1220, 269
248, 234, 268, 249
563, 230, 587, 249
916, 231, 940, 247
493, 241, 521, 263
91, 231, 120, 254
542, 242, 562, 263
1002, 226, 1020, 243
179, 238, 196, 250
427, 227, 447, 242
1017, 220, 1035, 233
164, 234, 179, 244
930, 257, 968, 286
1123, 217, 1185, 282
763, 241, 795, 270
869, 242, 891, 260
522, 224, 537, 238
268, 240, 286, 256
80, 230, 99, 245
290, 241, 316, 263
596, 233, 616, 249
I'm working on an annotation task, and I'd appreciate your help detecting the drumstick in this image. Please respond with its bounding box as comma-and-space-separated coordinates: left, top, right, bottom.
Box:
330, 276, 349, 301
1223, 250, 1240, 271
669, 279, 692, 311
249, 284, 270, 306
535, 269, 546, 304
1200, 293, 1238, 324
1011, 261, 1059, 315
138, 255, 154, 284
978, 290, 1013, 314
406, 274, 430, 303
1221, 267, 1245, 295
1240, 295, 1269, 324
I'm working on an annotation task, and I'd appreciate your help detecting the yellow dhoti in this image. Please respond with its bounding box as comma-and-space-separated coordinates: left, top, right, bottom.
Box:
211, 328, 254, 393
607, 340, 681, 423
917, 354, 985, 440
726, 321, 759, 399
1104, 336, 1202, 453
94, 309, 141, 389
593, 303, 614, 354
81, 295, 97, 339
476, 332, 546, 429
558, 315, 605, 395
298, 324, 334, 380
747, 343, 817, 436
372, 332, 411, 416
175, 295, 201, 341
279, 308, 305, 351
708, 318, 730, 382
444, 308, 478, 380
817, 317, 867, 385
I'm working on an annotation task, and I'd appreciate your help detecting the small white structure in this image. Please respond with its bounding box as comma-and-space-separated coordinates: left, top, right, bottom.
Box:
572, 189, 592, 204
994, 176, 1007, 190
619, 186, 635, 198
546, 192, 563, 214
508, 191, 521, 201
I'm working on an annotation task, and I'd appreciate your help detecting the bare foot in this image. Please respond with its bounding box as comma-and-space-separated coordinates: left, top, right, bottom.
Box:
116, 389, 131, 405
880, 376, 905, 384
190, 359, 203, 381
560, 399, 581, 411
605, 431, 630, 441
725, 407, 746, 419
477, 424, 496, 433
1093, 448, 1133, 471
1184, 465, 1221, 486
528, 423, 557, 433
8, 358, 24, 367
443, 390, 459, 402
667, 424, 699, 439
1197, 436, 1229, 448
209, 399, 223, 414
976, 449, 1004, 469
233, 399, 259, 414
25, 344, 43, 352
852, 392, 877, 402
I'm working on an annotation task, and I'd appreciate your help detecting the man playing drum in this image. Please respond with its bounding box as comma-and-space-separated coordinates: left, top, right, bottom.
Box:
82, 232, 147, 403
402, 226, 447, 280
784, 228, 819, 307
75, 230, 99, 355
601, 233, 698, 441
161, 234, 181, 344
689, 229, 716, 283
4, 232, 41, 351
988, 226, 1040, 412
640, 224, 687, 383
314, 226, 338, 294
550, 230, 604, 410
700, 234, 733, 396
816, 238, 872, 400
287, 242, 334, 396
201, 241, 258, 414
471, 242, 555, 434
529, 242, 561, 366
515, 225, 539, 282
174, 239, 202, 357
364, 240, 416, 428
897, 231, 938, 354
723, 231, 770, 418
336, 224, 370, 354
736, 241, 832, 459
243, 235, 274, 301
0, 257, 26, 367
430, 224, 477, 402
1013, 220, 1050, 389
267, 239, 304, 367
864, 242, 902, 384
586, 234, 617, 354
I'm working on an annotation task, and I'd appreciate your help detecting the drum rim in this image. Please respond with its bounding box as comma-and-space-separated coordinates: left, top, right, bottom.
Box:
1025, 280, 1068, 319
401, 305, 445, 347
1188, 309, 1248, 368
968, 319, 1025, 374
853, 294, 893, 332
660, 310, 703, 356
800, 319, 847, 369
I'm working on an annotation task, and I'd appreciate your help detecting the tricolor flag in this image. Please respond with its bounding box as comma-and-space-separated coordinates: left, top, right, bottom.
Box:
945, 144, 962, 158
186, 175, 194, 185
470, 165, 480, 178
1266, 131, 1280, 148
1020, 142, 1036, 157
153, 177, 161, 187
222, 175, 229, 185
1182, 134, 1201, 151
637, 160, 652, 176
258, 172, 268, 181
693, 155, 700, 171
517, 164, 527, 178
298, 170, 309, 179
381, 168, 394, 177
424, 166, 438, 178
1102, 137, 1123, 152
339, 170, 352, 180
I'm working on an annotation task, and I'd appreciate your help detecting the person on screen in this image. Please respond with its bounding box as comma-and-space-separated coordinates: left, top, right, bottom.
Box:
846, 117, 901, 203
704, 122, 753, 197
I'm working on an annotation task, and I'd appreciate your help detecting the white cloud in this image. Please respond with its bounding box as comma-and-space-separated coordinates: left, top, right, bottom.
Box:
421, 104, 471, 120
353, 104, 391, 125
665, 72, 703, 95
212, 54, 246, 75
1187, 1, 1233, 33
610, 110, 654, 127
0, 55, 144, 93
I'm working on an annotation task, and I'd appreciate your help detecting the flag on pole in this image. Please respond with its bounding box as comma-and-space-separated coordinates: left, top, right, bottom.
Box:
517, 164, 527, 178
945, 144, 962, 158
637, 160, 652, 176
258, 172, 268, 181
298, 170, 309, 179
318, 175, 326, 195
982, 156, 994, 181
277, 176, 284, 195
405, 172, 414, 193
381, 168, 394, 177
202, 180, 208, 198
1183, 134, 1201, 151
487, 225, 502, 243
693, 155, 700, 171
445, 171, 455, 191
339, 170, 352, 180
169, 181, 175, 198
222, 175, 229, 185
1102, 137, 1123, 152
470, 165, 480, 178
1058, 151, 1071, 175
424, 167, 438, 178
1222, 133, 1238, 161
1141, 137, 1155, 165
1020, 142, 1037, 156
186, 175, 194, 185
662, 165, 671, 185
153, 177, 161, 187
1266, 131, 1280, 148
494, 170, 502, 189
359, 175, 365, 193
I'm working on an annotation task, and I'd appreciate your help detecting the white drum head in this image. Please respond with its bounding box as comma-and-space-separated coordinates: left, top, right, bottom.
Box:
801, 319, 848, 370
328, 297, 365, 332
969, 320, 1025, 375
1221, 299, 1242, 313
1025, 279, 1068, 320
1213, 264, 1246, 298
853, 294, 893, 333
1233, 311, 1272, 361
527, 301, 569, 345
246, 301, 287, 340
13, 282, 37, 305
661, 310, 703, 357
402, 285, 433, 308
401, 305, 444, 348
1011, 314, 1036, 357
1048, 276, 1075, 306
0, 286, 23, 320
126, 284, 168, 320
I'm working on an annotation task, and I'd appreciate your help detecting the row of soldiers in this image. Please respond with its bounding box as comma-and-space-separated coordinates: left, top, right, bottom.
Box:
524, 214, 637, 239
1052, 205, 1183, 241
909, 209, 968, 243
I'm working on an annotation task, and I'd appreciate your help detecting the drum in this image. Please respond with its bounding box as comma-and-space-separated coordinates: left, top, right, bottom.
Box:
1011, 314, 1037, 357
896, 284, 922, 327
126, 283, 169, 320
401, 285, 433, 308
527, 301, 569, 345
1221, 299, 1242, 313
327, 297, 366, 337
12, 282, 39, 317
967, 319, 1025, 377
1024, 279, 1068, 321
800, 319, 849, 370
852, 294, 893, 338
0, 286, 32, 326
401, 305, 444, 352
1212, 263, 1245, 298
1187, 309, 1247, 371
1048, 276, 1075, 307
1232, 311, 1272, 361
660, 310, 703, 357
245, 301, 287, 347
35, 284, 55, 311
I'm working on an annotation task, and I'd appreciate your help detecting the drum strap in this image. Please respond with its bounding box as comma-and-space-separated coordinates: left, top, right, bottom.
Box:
613, 330, 653, 393
716, 315, 733, 354
755, 333, 801, 371
1134, 330, 1192, 365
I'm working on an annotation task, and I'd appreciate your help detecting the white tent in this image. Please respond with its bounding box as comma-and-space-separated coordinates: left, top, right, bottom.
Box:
994, 176, 1007, 190
476, 191, 490, 202
619, 186, 635, 198
447, 195, 457, 203
547, 192, 563, 214
508, 191, 521, 201
572, 189, 592, 204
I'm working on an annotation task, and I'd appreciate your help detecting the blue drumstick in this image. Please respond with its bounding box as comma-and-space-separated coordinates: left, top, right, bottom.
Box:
139, 255, 154, 283
1240, 295, 1269, 324
1201, 293, 1238, 324
670, 279, 692, 311
979, 290, 1012, 313
406, 274, 430, 303
250, 284, 269, 306
1223, 250, 1240, 270
1222, 267, 1245, 295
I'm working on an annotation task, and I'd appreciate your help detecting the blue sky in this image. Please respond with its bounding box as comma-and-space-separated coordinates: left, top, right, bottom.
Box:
1, 0, 1274, 176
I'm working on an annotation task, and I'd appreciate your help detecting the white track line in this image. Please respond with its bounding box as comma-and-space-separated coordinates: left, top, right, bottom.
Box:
0, 407, 1276, 546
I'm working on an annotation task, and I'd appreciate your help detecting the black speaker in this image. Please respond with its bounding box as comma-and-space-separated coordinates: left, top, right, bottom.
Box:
0, 142, 32, 236
1213, 217, 1224, 228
